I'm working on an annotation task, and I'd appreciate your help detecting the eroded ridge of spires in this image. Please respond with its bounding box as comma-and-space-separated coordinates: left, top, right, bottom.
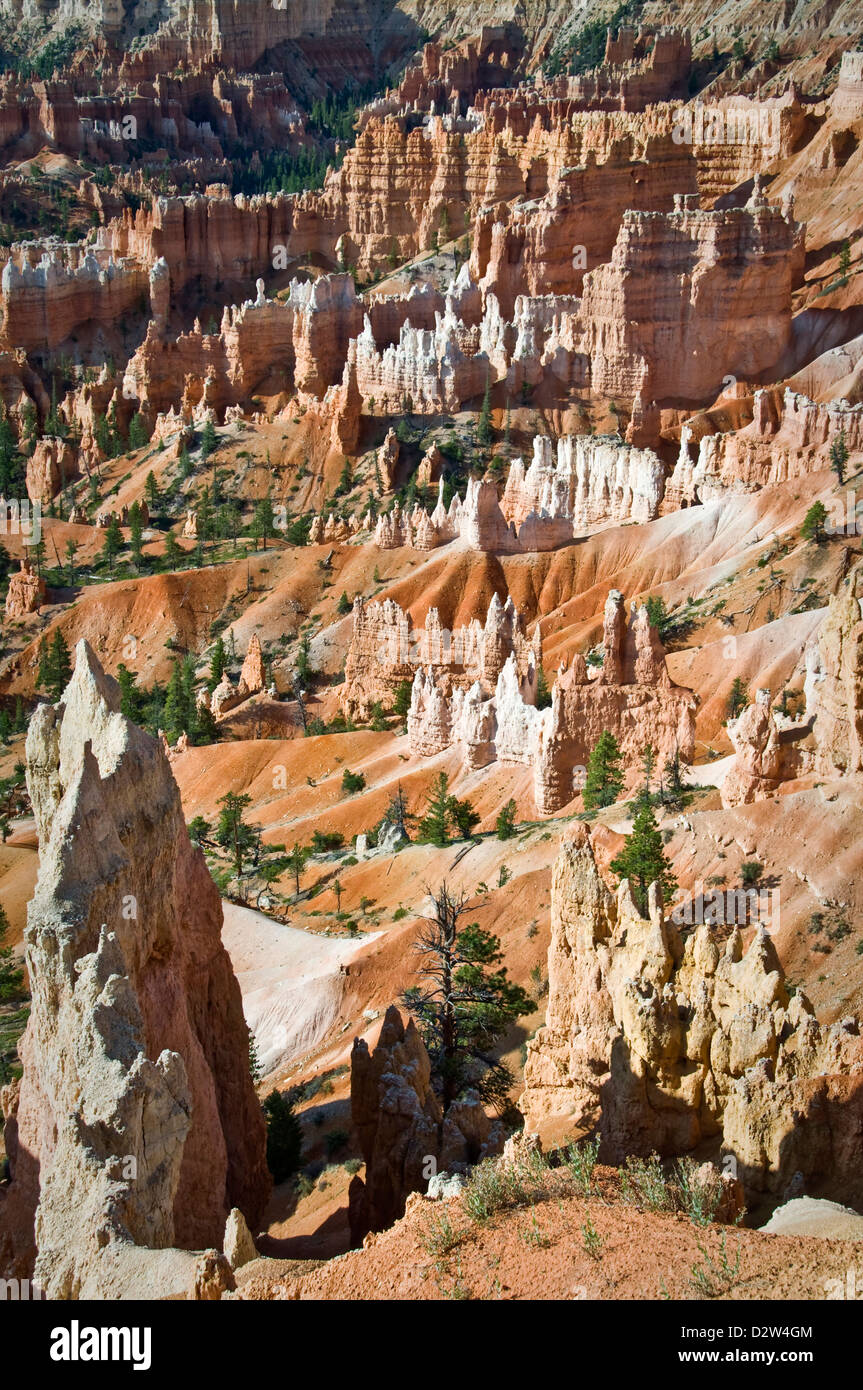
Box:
407, 589, 696, 815
521, 825, 863, 1196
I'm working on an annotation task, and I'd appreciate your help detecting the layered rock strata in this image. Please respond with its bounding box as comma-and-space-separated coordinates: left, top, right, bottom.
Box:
342, 591, 538, 720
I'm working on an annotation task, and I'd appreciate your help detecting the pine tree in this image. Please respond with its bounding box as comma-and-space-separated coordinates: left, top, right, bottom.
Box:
252, 495, 275, 551
178, 445, 193, 480
477, 373, 493, 446
801, 501, 828, 544
128, 413, 149, 450
830, 428, 848, 486
631, 743, 656, 813
30, 537, 46, 579
144, 469, 160, 513
116, 663, 140, 721
535, 665, 552, 710
215, 790, 257, 878
38, 629, 72, 702
401, 884, 532, 1110
336, 590, 351, 615
163, 531, 184, 570
64, 538, 78, 584
609, 802, 678, 918
295, 634, 312, 689
95, 412, 111, 459
286, 842, 309, 894
101, 514, 123, 574
726, 676, 749, 721
449, 793, 480, 840
208, 636, 226, 691
662, 745, 689, 809
392, 679, 413, 719
582, 730, 624, 810
128, 501, 145, 570
419, 771, 453, 846
383, 782, 414, 840
248, 1028, 262, 1084
0, 901, 24, 1001
194, 700, 218, 745
200, 418, 218, 461
644, 594, 671, 639
163, 661, 187, 742
262, 1090, 303, 1183
196, 491, 214, 550
0, 406, 18, 493
496, 798, 517, 840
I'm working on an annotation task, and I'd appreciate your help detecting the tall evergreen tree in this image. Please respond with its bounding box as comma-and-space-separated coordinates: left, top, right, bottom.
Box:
199, 418, 218, 461
208, 636, 226, 691
401, 884, 532, 1110
252, 495, 276, 551
830, 428, 848, 486
128, 501, 145, 570
100, 513, 123, 574
0, 901, 24, 1002
476, 373, 493, 446
582, 730, 624, 810
726, 676, 749, 721
37, 629, 72, 702
262, 1090, 303, 1183
215, 790, 257, 879
383, 782, 414, 840
418, 771, 453, 846
163, 660, 187, 742
801, 501, 828, 544
609, 802, 678, 918
535, 664, 552, 710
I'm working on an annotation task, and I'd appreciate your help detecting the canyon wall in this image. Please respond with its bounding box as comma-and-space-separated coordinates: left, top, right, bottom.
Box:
666, 388, 863, 506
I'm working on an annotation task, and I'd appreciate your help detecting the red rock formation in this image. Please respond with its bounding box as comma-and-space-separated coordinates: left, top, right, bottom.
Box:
4, 558, 45, 618
408, 591, 696, 814
342, 592, 537, 720
576, 189, 802, 402
25, 437, 78, 503
238, 633, 266, 697
538, 26, 691, 112
806, 560, 863, 778
666, 388, 863, 506
348, 1005, 504, 1244
721, 688, 812, 808
1, 248, 150, 355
